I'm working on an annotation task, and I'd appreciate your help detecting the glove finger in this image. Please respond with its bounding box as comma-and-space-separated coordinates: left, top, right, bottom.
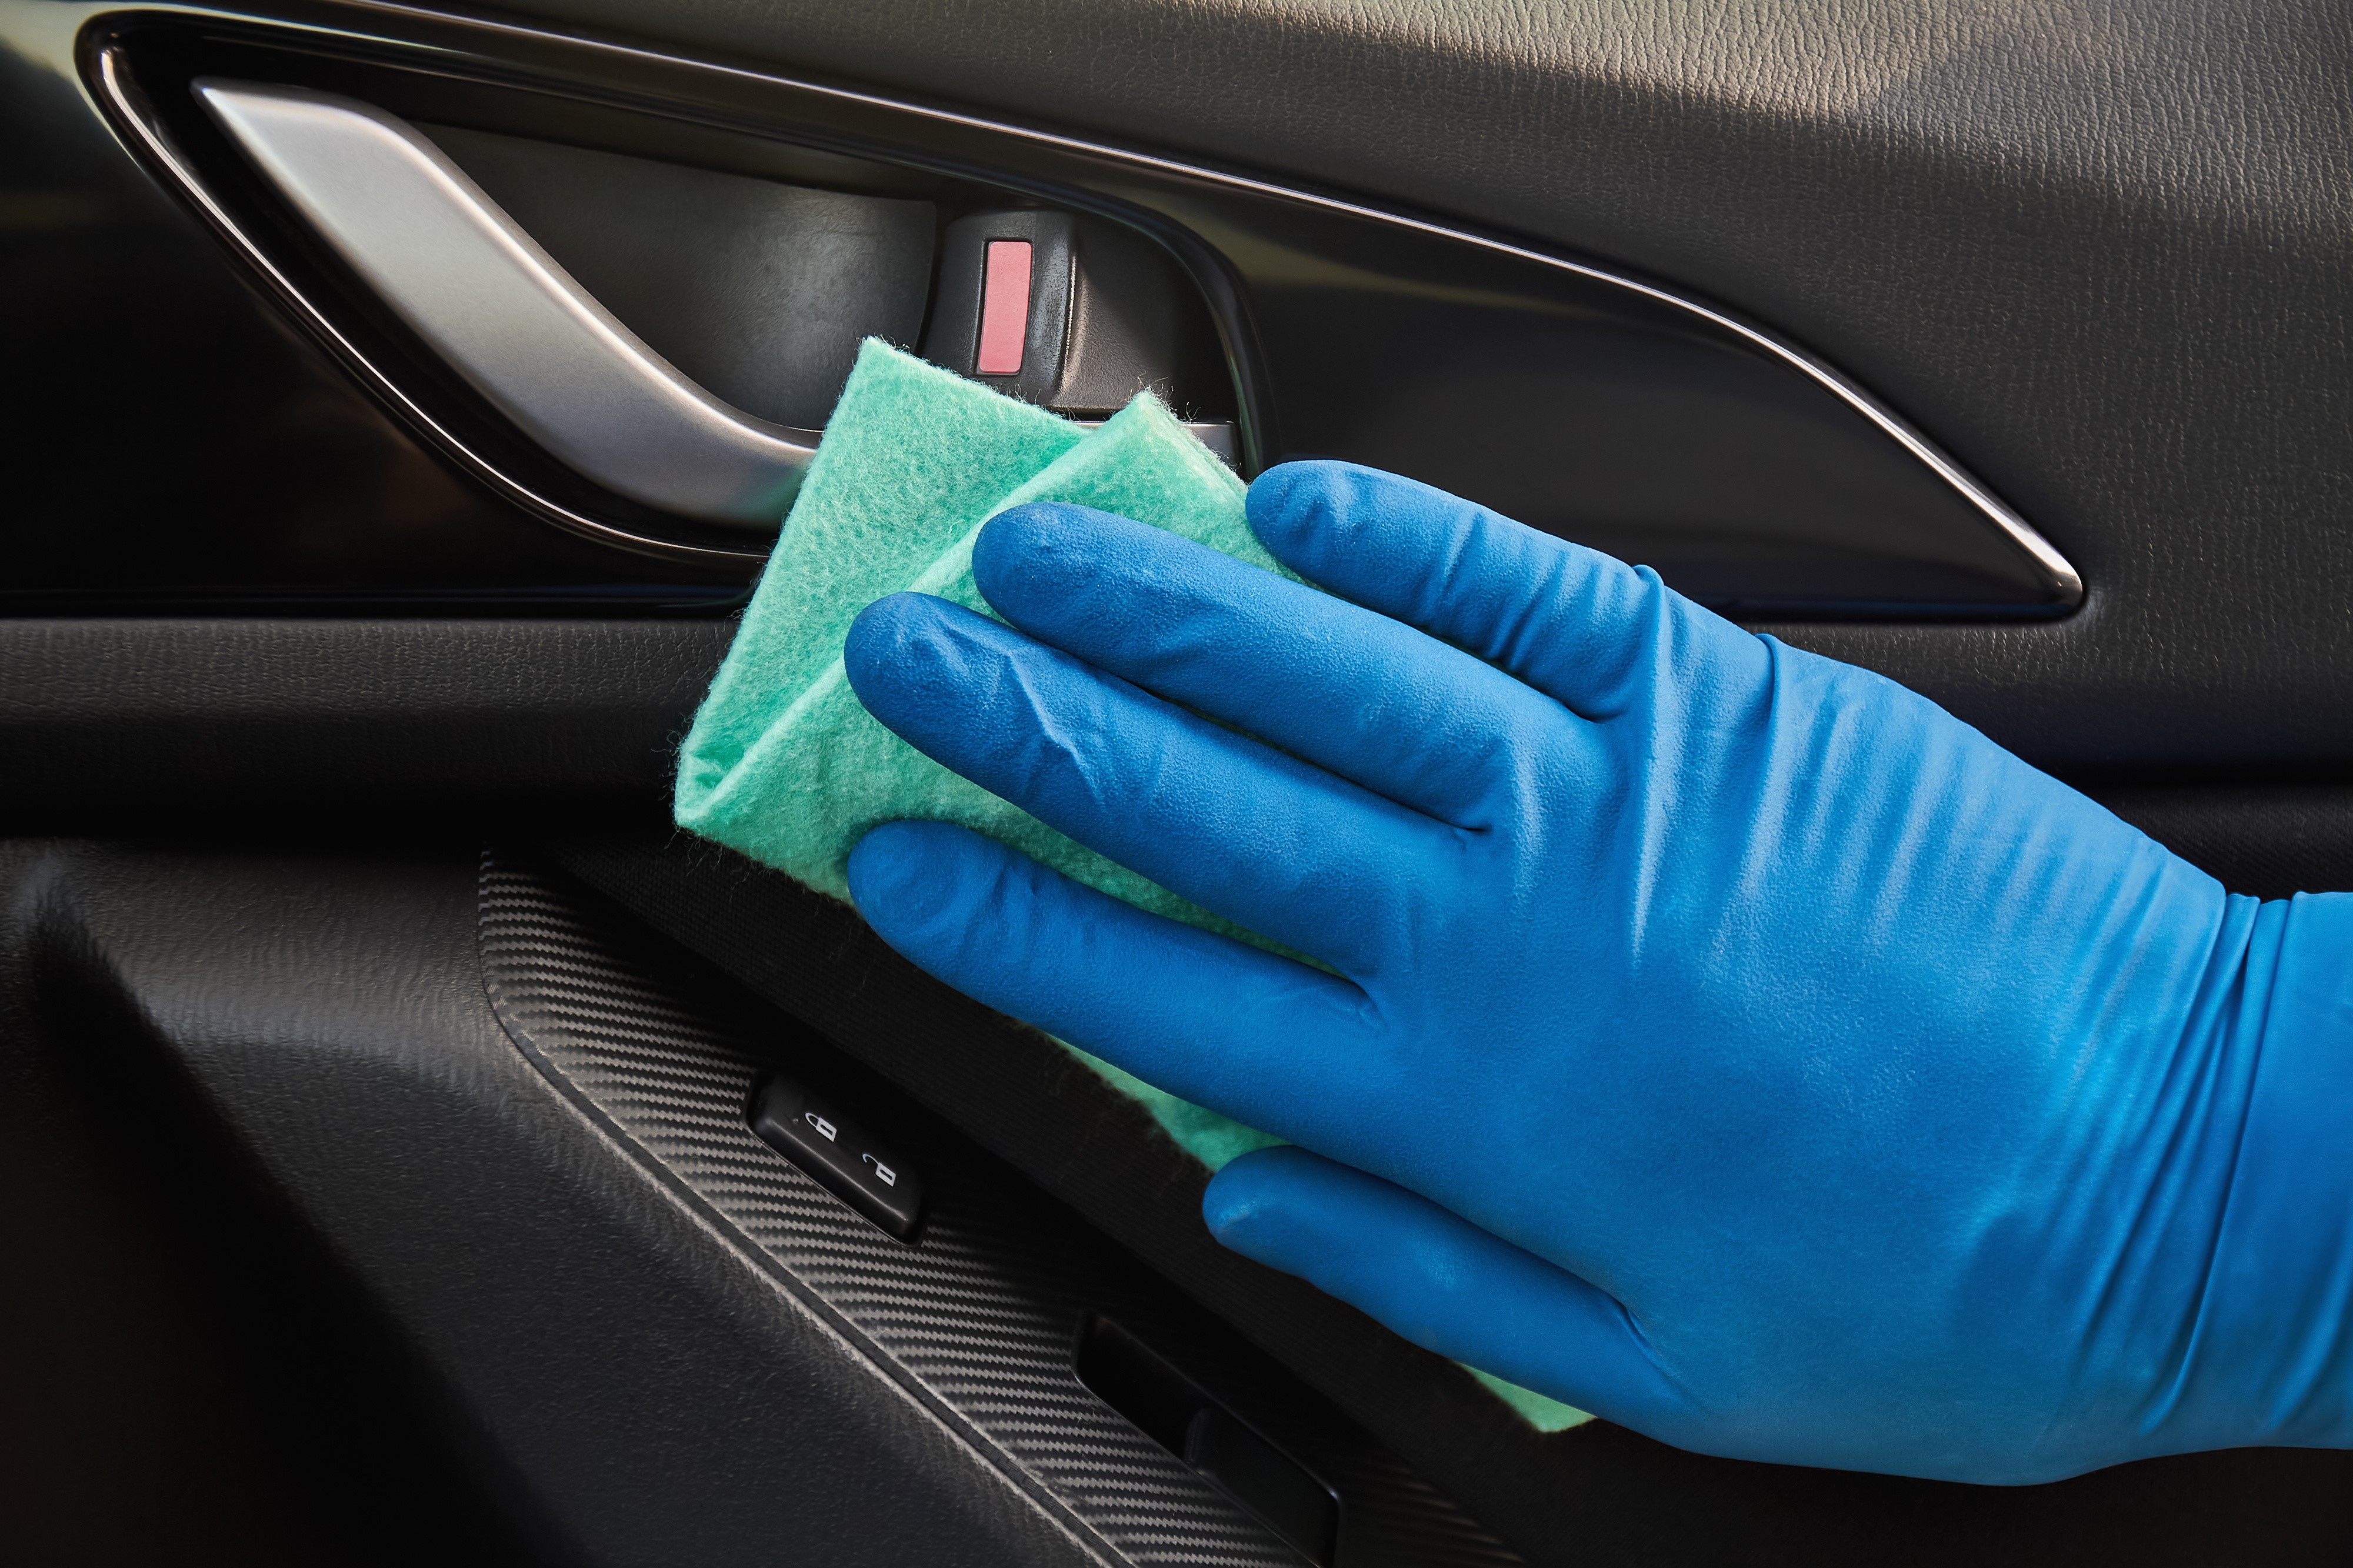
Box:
846, 591, 1461, 976
1205, 1146, 1685, 1429
972, 502, 1579, 830
1245, 461, 1767, 721
848, 820, 1385, 1145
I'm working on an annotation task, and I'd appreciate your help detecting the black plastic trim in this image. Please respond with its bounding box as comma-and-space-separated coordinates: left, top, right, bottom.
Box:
78, 3, 2077, 616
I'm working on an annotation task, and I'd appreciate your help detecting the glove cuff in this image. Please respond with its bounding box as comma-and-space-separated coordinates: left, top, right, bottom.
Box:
2172, 890, 2353, 1452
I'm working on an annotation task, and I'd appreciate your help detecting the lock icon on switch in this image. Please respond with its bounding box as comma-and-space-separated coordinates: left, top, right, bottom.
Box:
749, 1075, 924, 1240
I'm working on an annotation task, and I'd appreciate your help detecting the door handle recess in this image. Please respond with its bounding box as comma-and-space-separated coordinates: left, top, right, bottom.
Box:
198, 79, 821, 528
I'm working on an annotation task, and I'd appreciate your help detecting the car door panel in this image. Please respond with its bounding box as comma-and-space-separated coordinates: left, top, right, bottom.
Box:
487, 0, 2353, 766
5, 1, 2352, 1563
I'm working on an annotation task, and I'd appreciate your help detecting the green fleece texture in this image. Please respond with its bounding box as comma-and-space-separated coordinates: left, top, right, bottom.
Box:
675, 339, 1589, 1433
676, 342, 1294, 1168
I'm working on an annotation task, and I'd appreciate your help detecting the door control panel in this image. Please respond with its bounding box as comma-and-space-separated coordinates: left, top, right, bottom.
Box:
749, 1074, 925, 1240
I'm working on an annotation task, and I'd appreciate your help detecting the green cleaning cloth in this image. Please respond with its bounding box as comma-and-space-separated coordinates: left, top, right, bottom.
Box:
675, 339, 1588, 1434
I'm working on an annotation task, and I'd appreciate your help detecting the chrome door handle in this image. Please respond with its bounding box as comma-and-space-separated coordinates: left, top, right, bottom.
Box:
198, 79, 821, 528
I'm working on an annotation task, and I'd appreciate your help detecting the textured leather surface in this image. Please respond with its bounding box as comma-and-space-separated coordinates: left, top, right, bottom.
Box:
2093, 785, 2353, 900
0, 843, 554, 1566
4, 843, 1101, 1568
0, 619, 728, 808
478, 0, 2353, 772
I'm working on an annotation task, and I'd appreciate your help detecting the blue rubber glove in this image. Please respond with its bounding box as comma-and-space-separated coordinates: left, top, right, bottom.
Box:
839, 461, 2353, 1483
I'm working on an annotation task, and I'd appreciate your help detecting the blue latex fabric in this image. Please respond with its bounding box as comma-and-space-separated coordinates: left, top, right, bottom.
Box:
840, 462, 2353, 1483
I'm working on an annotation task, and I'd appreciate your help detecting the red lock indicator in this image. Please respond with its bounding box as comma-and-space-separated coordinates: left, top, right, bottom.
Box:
976, 238, 1033, 375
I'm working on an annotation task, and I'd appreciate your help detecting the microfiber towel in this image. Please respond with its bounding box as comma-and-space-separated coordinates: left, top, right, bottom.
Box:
676, 339, 1587, 1433
676, 339, 1291, 1167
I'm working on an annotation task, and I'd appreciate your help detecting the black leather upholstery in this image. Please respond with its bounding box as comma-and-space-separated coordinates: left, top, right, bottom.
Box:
0, 619, 727, 809
0, 843, 1103, 1568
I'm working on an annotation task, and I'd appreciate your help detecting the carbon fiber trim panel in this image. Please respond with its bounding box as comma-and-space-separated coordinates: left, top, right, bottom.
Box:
478, 851, 1520, 1568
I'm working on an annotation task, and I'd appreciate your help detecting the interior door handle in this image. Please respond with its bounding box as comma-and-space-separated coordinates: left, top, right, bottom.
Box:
198, 79, 822, 528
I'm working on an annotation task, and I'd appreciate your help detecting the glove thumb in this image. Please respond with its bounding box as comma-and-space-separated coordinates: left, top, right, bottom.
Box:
1204, 1146, 1684, 1429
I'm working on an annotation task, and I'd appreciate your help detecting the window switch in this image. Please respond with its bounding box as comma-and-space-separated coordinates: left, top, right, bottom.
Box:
749, 1075, 924, 1240
1075, 1316, 1339, 1565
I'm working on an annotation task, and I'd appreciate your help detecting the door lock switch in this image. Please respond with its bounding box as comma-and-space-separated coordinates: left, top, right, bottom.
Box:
749, 1075, 924, 1240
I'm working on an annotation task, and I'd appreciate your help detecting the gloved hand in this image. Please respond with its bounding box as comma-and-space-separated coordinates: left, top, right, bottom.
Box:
839, 461, 2353, 1483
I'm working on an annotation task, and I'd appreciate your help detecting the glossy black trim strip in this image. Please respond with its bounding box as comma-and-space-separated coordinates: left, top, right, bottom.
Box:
75, 1, 2080, 610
